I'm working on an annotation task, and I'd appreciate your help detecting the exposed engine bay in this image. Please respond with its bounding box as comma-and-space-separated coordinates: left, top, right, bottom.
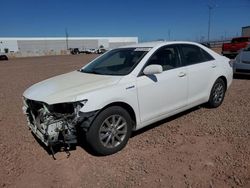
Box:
23, 98, 97, 158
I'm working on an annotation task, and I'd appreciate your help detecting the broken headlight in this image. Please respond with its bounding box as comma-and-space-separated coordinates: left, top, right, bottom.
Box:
47, 100, 88, 116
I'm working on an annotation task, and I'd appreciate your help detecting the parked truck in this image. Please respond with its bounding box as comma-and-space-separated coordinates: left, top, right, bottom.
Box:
222, 37, 250, 58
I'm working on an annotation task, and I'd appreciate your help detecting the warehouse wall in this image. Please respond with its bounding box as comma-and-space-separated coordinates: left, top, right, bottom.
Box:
0, 40, 18, 53
242, 27, 250, 37
98, 39, 109, 49
109, 42, 136, 49
18, 40, 66, 53
68, 39, 99, 49
18, 39, 100, 53
0, 37, 138, 57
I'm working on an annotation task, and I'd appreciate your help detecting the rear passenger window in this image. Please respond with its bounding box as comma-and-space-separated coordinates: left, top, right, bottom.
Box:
180, 44, 214, 66
200, 48, 214, 61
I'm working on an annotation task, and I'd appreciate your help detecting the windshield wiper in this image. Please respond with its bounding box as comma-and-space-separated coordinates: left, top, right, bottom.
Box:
79, 69, 102, 75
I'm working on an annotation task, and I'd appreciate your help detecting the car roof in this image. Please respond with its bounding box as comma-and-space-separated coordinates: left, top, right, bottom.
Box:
119, 41, 204, 48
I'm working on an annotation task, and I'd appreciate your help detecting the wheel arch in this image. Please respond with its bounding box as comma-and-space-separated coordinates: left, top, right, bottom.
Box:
100, 102, 137, 130
206, 75, 228, 103
217, 75, 227, 91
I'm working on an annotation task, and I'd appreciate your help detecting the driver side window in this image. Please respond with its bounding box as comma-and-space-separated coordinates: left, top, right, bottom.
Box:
147, 45, 180, 71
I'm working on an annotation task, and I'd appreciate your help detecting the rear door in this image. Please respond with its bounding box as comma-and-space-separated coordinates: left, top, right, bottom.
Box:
178, 44, 216, 105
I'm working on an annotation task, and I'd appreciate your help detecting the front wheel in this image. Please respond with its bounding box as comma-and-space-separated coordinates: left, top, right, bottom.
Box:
85, 106, 132, 155
207, 78, 226, 108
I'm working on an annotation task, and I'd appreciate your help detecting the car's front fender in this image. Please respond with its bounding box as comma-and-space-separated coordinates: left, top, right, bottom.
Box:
77, 81, 141, 128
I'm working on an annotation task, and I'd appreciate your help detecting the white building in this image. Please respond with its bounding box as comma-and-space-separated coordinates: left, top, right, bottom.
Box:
0, 37, 138, 57
242, 26, 250, 37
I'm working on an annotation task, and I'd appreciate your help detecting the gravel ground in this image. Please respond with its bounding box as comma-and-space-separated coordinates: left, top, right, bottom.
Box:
0, 55, 250, 188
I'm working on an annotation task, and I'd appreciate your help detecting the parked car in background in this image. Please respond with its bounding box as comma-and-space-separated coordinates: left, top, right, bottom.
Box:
85, 48, 98, 54
222, 37, 250, 58
23, 41, 233, 156
0, 53, 8, 61
70, 48, 80, 55
232, 44, 250, 75
97, 48, 107, 54
70, 48, 107, 55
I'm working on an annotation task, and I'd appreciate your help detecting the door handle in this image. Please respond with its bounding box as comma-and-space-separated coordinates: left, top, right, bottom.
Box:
211, 64, 216, 68
178, 72, 186, 77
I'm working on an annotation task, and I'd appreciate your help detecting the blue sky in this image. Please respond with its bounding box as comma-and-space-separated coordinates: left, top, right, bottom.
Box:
1, 0, 250, 41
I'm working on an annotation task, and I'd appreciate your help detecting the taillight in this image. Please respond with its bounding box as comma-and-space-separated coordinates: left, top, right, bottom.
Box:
229, 59, 234, 67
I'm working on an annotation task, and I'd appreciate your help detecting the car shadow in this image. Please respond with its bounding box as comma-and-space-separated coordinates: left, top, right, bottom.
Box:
31, 132, 77, 158
131, 106, 200, 138
32, 129, 103, 158
233, 74, 250, 80
78, 105, 201, 156
76, 130, 102, 156
33, 105, 202, 159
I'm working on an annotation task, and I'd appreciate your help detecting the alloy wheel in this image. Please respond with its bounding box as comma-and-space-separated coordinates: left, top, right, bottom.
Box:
98, 115, 128, 148
212, 82, 224, 104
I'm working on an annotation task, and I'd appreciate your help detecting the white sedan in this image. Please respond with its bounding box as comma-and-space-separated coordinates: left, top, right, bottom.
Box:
23, 41, 233, 155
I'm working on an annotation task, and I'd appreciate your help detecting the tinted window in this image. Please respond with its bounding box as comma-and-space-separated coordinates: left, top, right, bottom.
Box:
180, 44, 213, 66
201, 48, 214, 61
146, 46, 180, 71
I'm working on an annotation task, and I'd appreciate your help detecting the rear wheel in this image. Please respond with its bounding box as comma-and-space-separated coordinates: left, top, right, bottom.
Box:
207, 78, 226, 108
86, 106, 132, 155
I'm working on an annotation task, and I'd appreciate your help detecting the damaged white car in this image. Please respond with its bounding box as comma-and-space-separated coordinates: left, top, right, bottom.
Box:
23, 41, 233, 156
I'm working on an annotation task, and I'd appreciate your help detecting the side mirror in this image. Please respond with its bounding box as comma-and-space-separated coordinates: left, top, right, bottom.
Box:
143, 64, 163, 75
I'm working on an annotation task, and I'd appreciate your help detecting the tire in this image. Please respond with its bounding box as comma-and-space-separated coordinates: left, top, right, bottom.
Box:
207, 78, 226, 108
4, 55, 8, 60
86, 106, 132, 155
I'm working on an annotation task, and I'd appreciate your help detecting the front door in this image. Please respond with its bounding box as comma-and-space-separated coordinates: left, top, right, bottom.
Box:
136, 45, 188, 124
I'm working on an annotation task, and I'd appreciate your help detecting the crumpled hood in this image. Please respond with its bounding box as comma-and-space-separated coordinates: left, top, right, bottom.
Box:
23, 71, 122, 104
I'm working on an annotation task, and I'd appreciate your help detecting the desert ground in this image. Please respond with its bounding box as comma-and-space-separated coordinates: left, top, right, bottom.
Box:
0, 54, 249, 188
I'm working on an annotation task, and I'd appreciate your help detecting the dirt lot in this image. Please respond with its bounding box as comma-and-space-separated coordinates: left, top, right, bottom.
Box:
0, 55, 250, 188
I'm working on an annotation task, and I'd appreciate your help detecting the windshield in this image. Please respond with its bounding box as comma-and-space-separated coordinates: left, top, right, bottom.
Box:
81, 48, 150, 75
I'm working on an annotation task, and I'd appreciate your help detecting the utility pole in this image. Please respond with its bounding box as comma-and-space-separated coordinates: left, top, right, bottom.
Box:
65, 28, 69, 50
168, 29, 171, 41
207, 1, 216, 43
207, 5, 213, 43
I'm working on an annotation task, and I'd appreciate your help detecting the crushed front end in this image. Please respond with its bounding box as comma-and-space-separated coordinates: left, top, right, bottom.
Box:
23, 98, 96, 149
